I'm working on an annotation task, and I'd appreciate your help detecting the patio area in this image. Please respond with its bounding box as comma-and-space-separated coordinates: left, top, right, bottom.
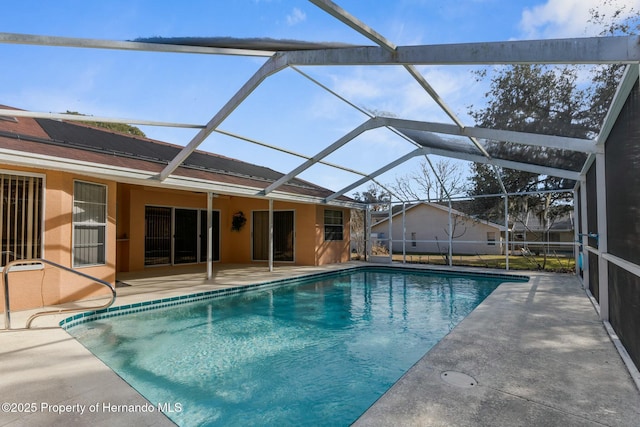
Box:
1, 263, 639, 426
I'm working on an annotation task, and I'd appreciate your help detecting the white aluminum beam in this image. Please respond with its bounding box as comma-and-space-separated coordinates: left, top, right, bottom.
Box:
579, 65, 638, 177
262, 118, 381, 194
0, 32, 275, 57
596, 151, 609, 320
281, 36, 640, 66
3, 32, 639, 65
159, 55, 288, 181
310, 0, 493, 171
379, 117, 596, 153
424, 147, 581, 180
325, 148, 423, 202
596, 64, 639, 146
0, 109, 205, 129
402, 65, 493, 158
309, 0, 396, 52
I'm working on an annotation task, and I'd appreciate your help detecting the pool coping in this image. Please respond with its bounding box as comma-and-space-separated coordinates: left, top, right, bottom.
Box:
60, 264, 529, 331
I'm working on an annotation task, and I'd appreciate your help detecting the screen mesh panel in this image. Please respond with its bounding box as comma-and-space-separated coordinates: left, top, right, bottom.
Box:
608, 262, 640, 370
606, 80, 640, 265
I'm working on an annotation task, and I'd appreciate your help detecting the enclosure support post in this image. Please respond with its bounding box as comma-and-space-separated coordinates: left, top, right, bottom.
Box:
573, 187, 580, 276
596, 150, 609, 320
268, 199, 274, 272
402, 202, 406, 264
366, 204, 371, 261
388, 202, 393, 262
580, 176, 589, 290
447, 201, 453, 267
207, 192, 213, 280
504, 195, 509, 271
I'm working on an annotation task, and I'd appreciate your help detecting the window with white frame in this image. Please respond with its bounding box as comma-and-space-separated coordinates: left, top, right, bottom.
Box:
73, 181, 107, 267
487, 231, 496, 246
324, 209, 343, 241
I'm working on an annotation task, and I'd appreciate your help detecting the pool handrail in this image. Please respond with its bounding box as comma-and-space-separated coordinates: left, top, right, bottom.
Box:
3, 258, 116, 329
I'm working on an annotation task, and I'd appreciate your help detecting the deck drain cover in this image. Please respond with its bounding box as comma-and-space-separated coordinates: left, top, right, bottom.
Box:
440, 371, 477, 388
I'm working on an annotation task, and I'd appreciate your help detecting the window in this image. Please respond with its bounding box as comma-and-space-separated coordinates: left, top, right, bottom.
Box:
0, 173, 43, 266
487, 232, 496, 246
324, 209, 343, 241
73, 181, 107, 267
411, 232, 417, 247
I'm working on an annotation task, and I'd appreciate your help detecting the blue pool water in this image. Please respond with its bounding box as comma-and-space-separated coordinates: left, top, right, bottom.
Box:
66, 268, 524, 426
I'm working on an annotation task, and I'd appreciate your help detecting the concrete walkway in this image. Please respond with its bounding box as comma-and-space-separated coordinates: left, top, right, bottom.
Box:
355, 271, 640, 426
1, 263, 639, 426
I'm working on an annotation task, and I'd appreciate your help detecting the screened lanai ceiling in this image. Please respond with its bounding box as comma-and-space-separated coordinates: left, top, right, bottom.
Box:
0, 0, 639, 207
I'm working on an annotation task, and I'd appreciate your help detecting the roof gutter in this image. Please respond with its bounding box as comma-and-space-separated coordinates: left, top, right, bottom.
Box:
0, 148, 364, 209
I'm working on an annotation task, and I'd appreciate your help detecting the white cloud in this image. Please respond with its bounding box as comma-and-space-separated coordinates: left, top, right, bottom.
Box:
519, 0, 640, 39
286, 7, 306, 26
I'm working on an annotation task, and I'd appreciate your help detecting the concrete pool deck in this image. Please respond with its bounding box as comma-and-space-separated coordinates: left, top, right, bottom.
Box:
1, 262, 639, 426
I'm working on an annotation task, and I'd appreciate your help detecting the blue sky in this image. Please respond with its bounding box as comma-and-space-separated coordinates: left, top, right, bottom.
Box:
1, 0, 638, 197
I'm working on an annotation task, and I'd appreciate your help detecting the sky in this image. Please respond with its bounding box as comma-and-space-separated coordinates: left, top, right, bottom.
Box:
1, 0, 639, 199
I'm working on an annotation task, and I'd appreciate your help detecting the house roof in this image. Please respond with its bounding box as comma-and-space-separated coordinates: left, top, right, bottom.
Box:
0, 106, 355, 206
371, 202, 505, 231
511, 211, 574, 232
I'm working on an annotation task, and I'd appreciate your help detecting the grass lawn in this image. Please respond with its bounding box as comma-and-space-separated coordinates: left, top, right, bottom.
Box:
386, 253, 576, 273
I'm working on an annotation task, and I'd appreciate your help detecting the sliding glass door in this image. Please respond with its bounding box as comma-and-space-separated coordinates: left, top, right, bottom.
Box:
252, 210, 294, 262
144, 206, 172, 266
174, 209, 198, 264
145, 206, 220, 266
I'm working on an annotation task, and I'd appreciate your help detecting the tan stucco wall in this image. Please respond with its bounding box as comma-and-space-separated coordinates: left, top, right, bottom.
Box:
315, 205, 351, 264
1, 166, 116, 311
118, 185, 350, 270
2, 171, 352, 312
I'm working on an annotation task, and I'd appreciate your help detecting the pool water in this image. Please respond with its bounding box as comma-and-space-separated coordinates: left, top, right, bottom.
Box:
67, 268, 519, 426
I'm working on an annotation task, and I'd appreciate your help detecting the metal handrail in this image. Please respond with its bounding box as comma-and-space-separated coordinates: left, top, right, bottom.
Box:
3, 258, 116, 329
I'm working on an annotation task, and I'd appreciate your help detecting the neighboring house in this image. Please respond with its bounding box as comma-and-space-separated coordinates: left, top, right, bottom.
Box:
510, 211, 575, 254
371, 202, 504, 255
0, 105, 353, 310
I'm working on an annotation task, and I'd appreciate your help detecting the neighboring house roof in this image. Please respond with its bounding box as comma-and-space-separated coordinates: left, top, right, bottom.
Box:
511, 211, 574, 232
0, 105, 354, 205
371, 202, 505, 231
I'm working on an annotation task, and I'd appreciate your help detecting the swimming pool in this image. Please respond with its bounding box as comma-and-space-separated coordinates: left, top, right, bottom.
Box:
65, 267, 526, 426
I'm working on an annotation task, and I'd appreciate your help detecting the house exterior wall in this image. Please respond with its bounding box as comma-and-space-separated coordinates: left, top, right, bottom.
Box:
315, 205, 351, 264
510, 230, 575, 254
372, 204, 502, 255
2, 173, 351, 312
119, 185, 351, 270
1, 166, 117, 311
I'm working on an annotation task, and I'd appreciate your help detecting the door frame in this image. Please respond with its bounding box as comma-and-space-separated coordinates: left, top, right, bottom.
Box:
251, 209, 295, 263
144, 205, 221, 266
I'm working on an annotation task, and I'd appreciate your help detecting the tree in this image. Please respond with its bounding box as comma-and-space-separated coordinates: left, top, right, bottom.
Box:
391, 158, 467, 202
466, 64, 585, 229
65, 111, 146, 137
350, 183, 391, 258
585, 0, 640, 131
352, 183, 390, 211
465, 2, 640, 268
